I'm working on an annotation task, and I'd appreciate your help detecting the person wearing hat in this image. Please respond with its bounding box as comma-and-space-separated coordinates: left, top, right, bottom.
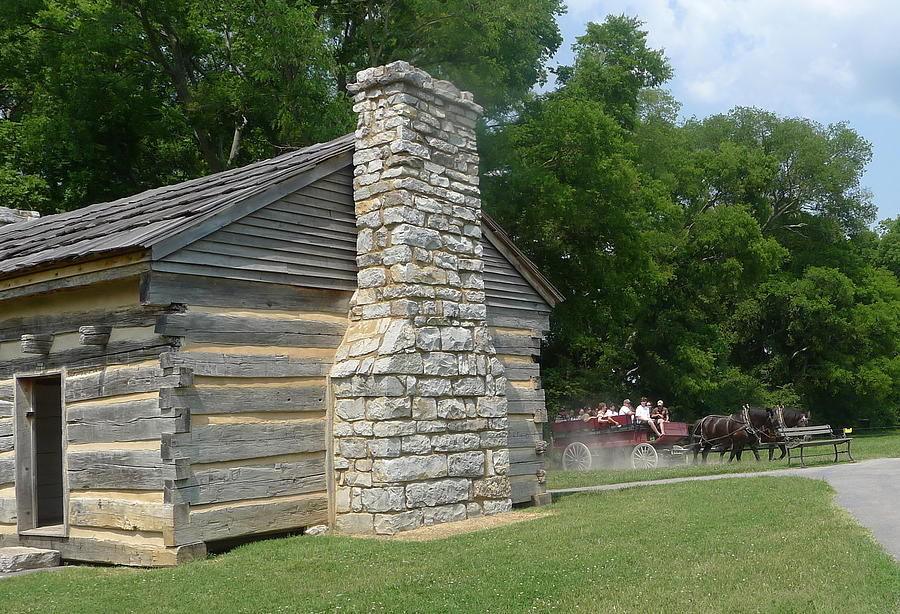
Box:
651, 400, 669, 435
618, 399, 633, 415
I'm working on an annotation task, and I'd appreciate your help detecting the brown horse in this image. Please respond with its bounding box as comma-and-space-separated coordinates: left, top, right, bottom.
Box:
766, 405, 811, 460
691, 406, 776, 463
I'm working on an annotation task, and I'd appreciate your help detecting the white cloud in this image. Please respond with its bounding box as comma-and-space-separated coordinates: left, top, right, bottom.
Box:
560, 0, 900, 118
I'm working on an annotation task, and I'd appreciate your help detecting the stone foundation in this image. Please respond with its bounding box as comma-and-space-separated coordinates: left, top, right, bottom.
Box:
329, 62, 511, 535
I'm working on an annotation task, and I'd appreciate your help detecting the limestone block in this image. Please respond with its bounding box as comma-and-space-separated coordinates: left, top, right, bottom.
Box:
368, 437, 401, 458
466, 502, 483, 518
431, 433, 480, 452
480, 430, 508, 448
383, 245, 413, 266
361, 487, 407, 513
440, 327, 473, 351
423, 503, 467, 526
417, 377, 453, 397
335, 398, 365, 422
384, 205, 426, 226
406, 478, 471, 508
339, 438, 368, 459
334, 457, 351, 471
366, 396, 412, 420
374, 509, 424, 535
392, 224, 442, 249
424, 352, 458, 377
482, 498, 513, 516
477, 396, 507, 418
331, 360, 361, 378
448, 451, 485, 477
491, 449, 510, 475
453, 377, 486, 396
335, 513, 375, 534
412, 397, 437, 419
372, 353, 424, 375
335, 487, 351, 512
344, 471, 374, 487
437, 398, 466, 419
447, 418, 488, 432
0, 548, 60, 573
352, 421, 374, 436
372, 420, 417, 437
372, 454, 447, 482
473, 476, 511, 499
333, 422, 354, 437
416, 420, 448, 433
401, 434, 432, 455
380, 320, 417, 354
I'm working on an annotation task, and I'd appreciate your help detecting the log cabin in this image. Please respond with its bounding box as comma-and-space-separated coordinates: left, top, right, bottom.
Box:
0, 62, 562, 566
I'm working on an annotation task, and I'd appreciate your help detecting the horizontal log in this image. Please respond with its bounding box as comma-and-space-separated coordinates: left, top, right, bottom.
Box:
506, 387, 545, 402
160, 385, 326, 414
169, 455, 326, 505
489, 332, 541, 355
0, 458, 14, 484
69, 498, 173, 532
511, 476, 541, 504
1, 533, 202, 567
485, 305, 550, 332
65, 365, 191, 403
156, 312, 346, 348
0, 498, 15, 523
0, 338, 177, 377
67, 398, 174, 444
500, 362, 541, 381
0, 418, 12, 453
507, 398, 543, 415
0, 399, 10, 417
508, 460, 543, 477
189, 494, 328, 542
68, 450, 168, 491
0, 305, 177, 344
141, 272, 353, 312
161, 352, 331, 378
162, 420, 327, 464
508, 419, 538, 448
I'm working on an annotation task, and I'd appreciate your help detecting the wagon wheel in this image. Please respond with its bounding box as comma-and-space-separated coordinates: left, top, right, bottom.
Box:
631, 443, 659, 469
562, 442, 593, 471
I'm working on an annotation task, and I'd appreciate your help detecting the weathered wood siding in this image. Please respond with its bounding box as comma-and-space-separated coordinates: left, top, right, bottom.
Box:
483, 238, 552, 504
0, 278, 200, 565
152, 279, 350, 544
155, 166, 358, 291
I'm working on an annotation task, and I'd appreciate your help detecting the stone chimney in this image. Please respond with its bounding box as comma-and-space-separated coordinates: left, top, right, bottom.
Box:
0, 206, 40, 227
328, 62, 511, 535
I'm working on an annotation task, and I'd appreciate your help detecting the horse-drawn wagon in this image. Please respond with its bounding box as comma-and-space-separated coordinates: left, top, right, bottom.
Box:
552, 415, 690, 470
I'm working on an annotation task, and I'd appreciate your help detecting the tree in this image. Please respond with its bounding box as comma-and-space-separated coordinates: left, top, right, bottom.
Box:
0, 0, 564, 213
314, 0, 564, 113
481, 15, 677, 412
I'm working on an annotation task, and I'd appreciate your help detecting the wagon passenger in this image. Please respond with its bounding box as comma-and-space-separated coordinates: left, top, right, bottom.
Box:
651, 400, 669, 436
618, 399, 633, 415
635, 399, 662, 437
596, 403, 617, 428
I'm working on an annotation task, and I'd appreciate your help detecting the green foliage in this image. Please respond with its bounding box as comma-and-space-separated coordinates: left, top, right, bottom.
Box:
316, 0, 564, 113
0, 0, 562, 212
484, 15, 899, 426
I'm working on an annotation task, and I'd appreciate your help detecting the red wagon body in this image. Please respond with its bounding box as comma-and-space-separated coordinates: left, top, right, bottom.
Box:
552, 415, 690, 470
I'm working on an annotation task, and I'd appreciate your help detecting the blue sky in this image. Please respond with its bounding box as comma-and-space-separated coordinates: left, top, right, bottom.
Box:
553, 1, 900, 223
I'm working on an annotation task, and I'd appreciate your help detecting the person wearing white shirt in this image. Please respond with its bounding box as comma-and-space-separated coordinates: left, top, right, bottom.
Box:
618, 399, 633, 415
634, 398, 662, 437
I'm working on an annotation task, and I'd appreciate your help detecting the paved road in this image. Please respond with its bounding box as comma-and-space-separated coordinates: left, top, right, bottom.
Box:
550, 457, 900, 561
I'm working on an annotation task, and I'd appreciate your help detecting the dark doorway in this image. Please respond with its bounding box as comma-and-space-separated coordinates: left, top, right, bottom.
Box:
31, 376, 64, 527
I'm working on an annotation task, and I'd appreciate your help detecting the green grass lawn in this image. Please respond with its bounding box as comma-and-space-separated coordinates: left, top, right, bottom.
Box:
1, 477, 898, 613
548, 429, 900, 491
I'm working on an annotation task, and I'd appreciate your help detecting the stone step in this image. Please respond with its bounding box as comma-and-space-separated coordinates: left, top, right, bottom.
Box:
0, 547, 61, 573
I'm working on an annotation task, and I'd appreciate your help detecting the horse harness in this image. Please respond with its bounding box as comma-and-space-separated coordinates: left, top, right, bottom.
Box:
694, 411, 762, 448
